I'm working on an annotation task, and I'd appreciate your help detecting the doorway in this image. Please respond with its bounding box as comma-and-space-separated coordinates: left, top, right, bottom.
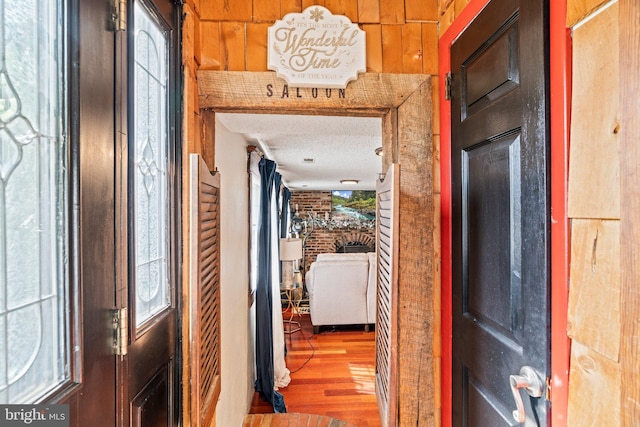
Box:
197, 71, 437, 425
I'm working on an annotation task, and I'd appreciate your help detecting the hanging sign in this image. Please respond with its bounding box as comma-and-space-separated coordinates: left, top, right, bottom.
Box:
267, 6, 366, 89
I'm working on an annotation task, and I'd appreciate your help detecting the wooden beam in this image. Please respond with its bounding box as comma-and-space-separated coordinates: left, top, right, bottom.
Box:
198, 71, 430, 110
201, 110, 216, 170
396, 80, 434, 425
381, 108, 397, 171
620, 0, 640, 425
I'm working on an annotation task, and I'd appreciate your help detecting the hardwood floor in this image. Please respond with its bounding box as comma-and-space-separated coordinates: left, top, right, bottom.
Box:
248, 312, 381, 427
243, 413, 357, 427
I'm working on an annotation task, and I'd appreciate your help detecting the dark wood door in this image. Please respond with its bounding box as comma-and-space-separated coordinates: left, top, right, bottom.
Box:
122, 0, 181, 426
450, 0, 550, 425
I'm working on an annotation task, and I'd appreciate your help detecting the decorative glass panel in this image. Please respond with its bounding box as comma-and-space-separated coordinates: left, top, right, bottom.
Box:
0, 0, 69, 402
133, 1, 170, 327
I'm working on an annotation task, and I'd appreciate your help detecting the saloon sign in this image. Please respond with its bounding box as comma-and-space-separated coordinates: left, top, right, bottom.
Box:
267, 6, 366, 89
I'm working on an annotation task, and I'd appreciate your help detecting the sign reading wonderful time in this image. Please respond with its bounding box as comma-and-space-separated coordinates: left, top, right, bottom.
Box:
268, 6, 366, 89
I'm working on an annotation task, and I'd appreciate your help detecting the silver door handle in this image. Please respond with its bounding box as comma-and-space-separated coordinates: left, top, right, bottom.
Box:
509, 366, 543, 423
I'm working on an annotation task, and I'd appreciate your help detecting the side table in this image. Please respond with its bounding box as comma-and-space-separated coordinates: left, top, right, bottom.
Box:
281, 283, 302, 334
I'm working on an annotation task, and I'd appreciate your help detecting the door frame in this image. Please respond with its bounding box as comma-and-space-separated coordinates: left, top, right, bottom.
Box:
438, 1, 571, 426
195, 71, 437, 425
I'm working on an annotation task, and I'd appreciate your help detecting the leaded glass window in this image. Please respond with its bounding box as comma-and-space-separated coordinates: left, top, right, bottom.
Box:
0, 0, 69, 402
132, 1, 170, 327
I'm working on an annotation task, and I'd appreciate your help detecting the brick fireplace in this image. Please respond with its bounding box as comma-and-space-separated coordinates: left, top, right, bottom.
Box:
289, 191, 376, 273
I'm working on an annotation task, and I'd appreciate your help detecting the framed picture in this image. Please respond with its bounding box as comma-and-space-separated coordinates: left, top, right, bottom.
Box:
331, 190, 376, 221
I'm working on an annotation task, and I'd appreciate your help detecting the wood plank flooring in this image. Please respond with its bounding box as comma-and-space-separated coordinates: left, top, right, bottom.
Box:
243, 413, 357, 427
247, 313, 381, 427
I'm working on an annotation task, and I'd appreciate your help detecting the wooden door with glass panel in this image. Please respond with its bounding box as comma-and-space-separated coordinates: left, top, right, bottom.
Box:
123, 0, 180, 425
0, 0, 118, 424
0, 1, 180, 426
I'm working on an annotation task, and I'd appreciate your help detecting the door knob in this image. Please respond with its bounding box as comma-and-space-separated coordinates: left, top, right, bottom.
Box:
509, 366, 543, 423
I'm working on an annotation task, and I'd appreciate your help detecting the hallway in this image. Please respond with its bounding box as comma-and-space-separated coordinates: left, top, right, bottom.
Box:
248, 314, 381, 427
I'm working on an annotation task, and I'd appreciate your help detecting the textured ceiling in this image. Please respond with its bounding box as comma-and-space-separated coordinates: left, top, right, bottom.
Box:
216, 113, 383, 190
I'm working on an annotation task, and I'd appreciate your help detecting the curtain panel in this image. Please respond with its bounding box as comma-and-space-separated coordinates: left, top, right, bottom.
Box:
254, 158, 289, 413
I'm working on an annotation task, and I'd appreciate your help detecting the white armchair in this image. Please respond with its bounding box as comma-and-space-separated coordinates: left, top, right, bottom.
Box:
305, 253, 377, 333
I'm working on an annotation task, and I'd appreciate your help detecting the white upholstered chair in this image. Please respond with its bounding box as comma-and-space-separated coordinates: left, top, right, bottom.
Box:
305, 252, 377, 333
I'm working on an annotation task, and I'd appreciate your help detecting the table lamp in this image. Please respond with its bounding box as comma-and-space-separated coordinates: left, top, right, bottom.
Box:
280, 238, 302, 289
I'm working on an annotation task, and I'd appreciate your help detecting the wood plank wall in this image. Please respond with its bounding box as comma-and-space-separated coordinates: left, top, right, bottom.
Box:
186, 2, 441, 215
566, 2, 622, 425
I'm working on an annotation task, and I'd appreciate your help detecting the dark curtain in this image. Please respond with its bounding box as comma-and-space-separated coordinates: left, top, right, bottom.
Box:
278, 183, 291, 356
280, 186, 291, 238
255, 158, 287, 413
274, 173, 283, 238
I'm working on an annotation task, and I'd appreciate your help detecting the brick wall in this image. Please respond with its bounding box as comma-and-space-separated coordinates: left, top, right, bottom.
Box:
290, 191, 376, 273
290, 191, 332, 220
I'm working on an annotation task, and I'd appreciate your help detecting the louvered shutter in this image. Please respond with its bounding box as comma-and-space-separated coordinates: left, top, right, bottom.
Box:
188, 154, 221, 426
375, 164, 399, 427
